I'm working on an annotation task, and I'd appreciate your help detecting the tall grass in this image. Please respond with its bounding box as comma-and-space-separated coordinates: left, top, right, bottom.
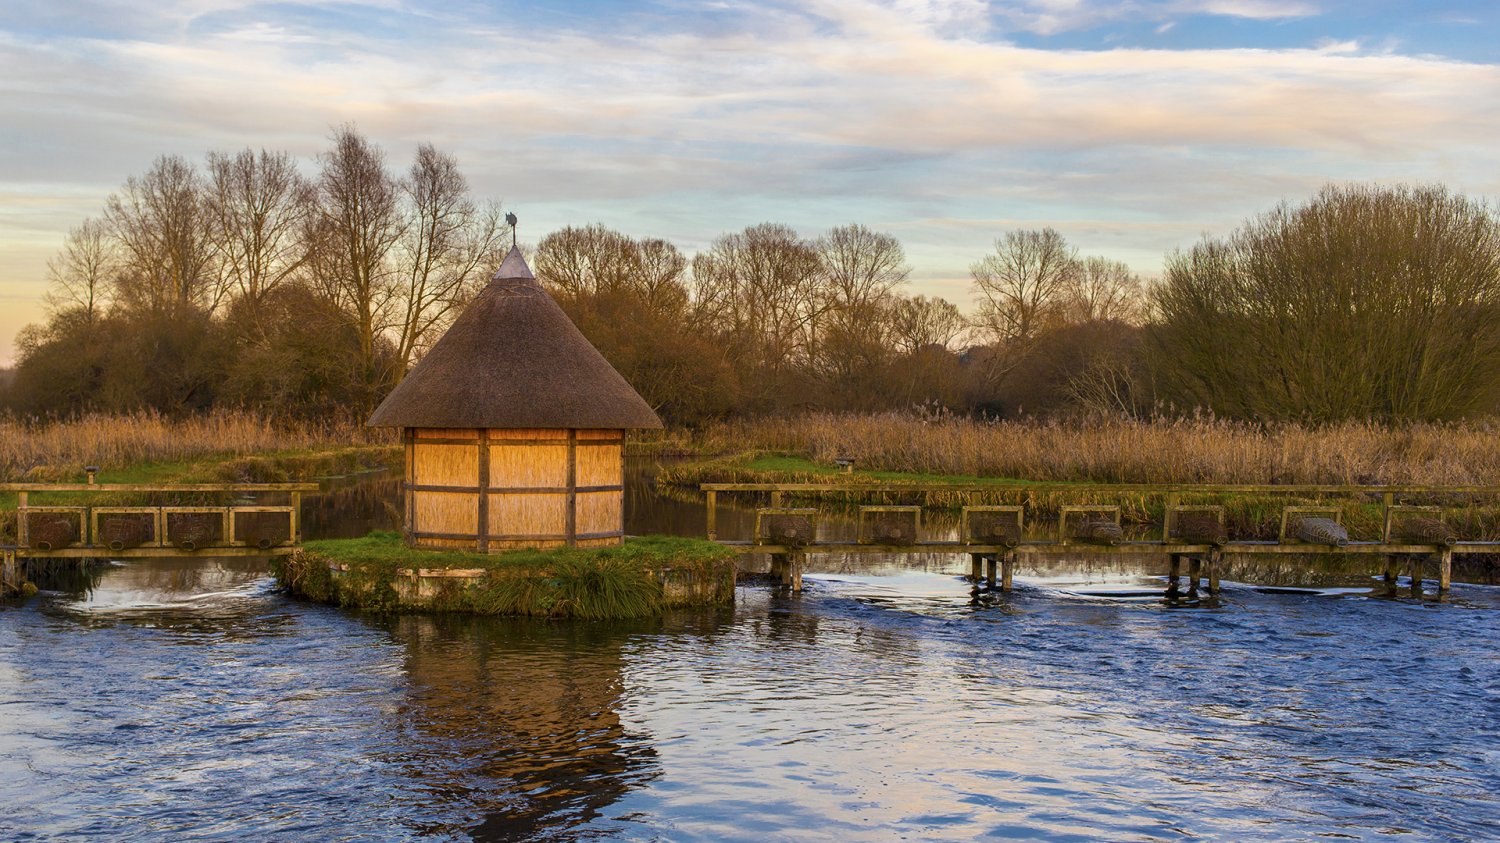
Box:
0, 410, 392, 481
687, 412, 1500, 486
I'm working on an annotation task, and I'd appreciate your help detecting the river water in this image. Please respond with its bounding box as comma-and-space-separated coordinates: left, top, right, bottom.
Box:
3, 466, 1500, 842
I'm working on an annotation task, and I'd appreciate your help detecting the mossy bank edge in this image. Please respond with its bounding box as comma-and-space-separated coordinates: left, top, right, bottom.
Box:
275, 532, 737, 619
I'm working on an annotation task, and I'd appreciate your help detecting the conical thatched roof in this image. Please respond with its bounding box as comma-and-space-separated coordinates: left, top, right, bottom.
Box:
368, 247, 663, 430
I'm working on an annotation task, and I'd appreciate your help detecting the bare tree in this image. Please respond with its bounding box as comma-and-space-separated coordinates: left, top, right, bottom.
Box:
1058, 256, 1144, 325
889, 294, 965, 354
817, 223, 909, 312
44, 218, 117, 323
534, 224, 639, 301
205, 149, 314, 318
387, 143, 504, 380
636, 237, 690, 313
692, 223, 828, 391
105, 155, 221, 316
970, 228, 1078, 346
309, 126, 405, 394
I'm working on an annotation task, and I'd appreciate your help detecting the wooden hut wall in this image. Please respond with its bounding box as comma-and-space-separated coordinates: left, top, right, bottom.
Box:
574, 429, 625, 548
407, 427, 624, 551
410, 428, 481, 548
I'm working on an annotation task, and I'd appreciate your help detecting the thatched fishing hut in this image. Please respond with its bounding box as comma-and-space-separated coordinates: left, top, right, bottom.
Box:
368, 246, 662, 551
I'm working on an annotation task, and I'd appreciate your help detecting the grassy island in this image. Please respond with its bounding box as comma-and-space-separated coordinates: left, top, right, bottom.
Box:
276, 532, 738, 619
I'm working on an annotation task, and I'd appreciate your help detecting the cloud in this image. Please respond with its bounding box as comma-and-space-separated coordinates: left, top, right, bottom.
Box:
0, 0, 1497, 365
991, 0, 1319, 35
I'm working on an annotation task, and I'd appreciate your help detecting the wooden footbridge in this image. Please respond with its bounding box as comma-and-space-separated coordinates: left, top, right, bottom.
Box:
2, 481, 318, 596
702, 482, 1500, 599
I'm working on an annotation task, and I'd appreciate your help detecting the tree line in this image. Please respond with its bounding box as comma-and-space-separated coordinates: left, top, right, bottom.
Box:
7, 129, 1500, 425
14, 127, 503, 417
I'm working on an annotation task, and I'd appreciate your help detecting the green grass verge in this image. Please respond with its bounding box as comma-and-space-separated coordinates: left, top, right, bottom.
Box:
660, 451, 1065, 488
276, 532, 737, 619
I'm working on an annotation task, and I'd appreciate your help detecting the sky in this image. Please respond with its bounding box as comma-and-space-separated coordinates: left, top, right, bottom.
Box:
2, 0, 1498, 365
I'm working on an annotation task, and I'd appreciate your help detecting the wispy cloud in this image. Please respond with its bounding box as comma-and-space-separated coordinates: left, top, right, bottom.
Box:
990, 0, 1319, 36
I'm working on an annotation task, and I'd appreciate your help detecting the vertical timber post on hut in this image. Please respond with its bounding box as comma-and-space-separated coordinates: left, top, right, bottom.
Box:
367, 219, 663, 551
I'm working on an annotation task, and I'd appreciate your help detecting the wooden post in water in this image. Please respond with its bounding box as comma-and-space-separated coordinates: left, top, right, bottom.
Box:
784, 551, 805, 593
705, 491, 717, 541
1409, 556, 1424, 597
1, 549, 17, 595
1167, 555, 1182, 597
1187, 556, 1202, 597
1001, 551, 1015, 593
1437, 548, 1452, 597
984, 555, 997, 590
969, 553, 984, 583
1205, 549, 1222, 594
1383, 557, 1399, 597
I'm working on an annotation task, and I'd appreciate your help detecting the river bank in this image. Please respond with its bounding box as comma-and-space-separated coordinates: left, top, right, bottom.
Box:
277, 532, 736, 618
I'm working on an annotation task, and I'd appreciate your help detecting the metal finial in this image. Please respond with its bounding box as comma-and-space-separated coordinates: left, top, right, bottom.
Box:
505, 212, 518, 248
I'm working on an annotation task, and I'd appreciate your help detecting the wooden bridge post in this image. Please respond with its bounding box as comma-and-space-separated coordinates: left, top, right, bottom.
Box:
1205, 549, 1222, 595
1001, 551, 1015, 593
2, 549, 17, 596
984, 554, 997, 590
969, 553, 983, 583
1409, 556, 1424, 597
1383, 557, 1399, 597
770, 552, 786, 583
1187, 556, 1202, 597
1437, 548, 1452, 597
705, 491, 718, 541
785, 551, 805, 593
1167, 554, 1182, 596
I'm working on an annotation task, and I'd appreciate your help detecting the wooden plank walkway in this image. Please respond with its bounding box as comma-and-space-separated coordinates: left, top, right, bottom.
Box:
2, 481, 319, 596
704, 481, 1496, 598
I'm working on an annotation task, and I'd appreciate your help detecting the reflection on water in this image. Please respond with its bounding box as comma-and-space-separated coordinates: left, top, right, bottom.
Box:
4, 464, 1500, 841
383, 613, 665, 842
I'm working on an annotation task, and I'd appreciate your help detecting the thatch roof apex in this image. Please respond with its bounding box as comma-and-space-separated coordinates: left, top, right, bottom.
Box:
493, 246, 534, 281
367, 247, 663, 430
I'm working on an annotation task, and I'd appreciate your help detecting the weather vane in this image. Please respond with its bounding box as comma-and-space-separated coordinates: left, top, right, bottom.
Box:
505, 212, 518, 249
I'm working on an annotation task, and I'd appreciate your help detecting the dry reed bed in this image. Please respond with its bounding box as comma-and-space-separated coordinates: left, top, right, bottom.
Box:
0, 411, 391, 481
693, 413, 1500, 486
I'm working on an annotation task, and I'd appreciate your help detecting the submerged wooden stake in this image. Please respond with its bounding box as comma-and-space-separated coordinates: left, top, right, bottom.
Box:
970, 553, 984, 583
785, 552, 805, 592
985, 554, 997, 590
1410, 556, 1424, 597
1206, 550, 1222, 594
1001, 551, 1015, 593
1167, 555, 1182, 596
1383, 556, 1399, 597
1437, 549, 1452, 596
1187, 556, 1203, 597
1, 549, 16, 595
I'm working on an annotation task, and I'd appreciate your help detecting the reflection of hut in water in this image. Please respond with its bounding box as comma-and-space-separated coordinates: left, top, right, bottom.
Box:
368, 247, 662, 551
389, 614, 659, 839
